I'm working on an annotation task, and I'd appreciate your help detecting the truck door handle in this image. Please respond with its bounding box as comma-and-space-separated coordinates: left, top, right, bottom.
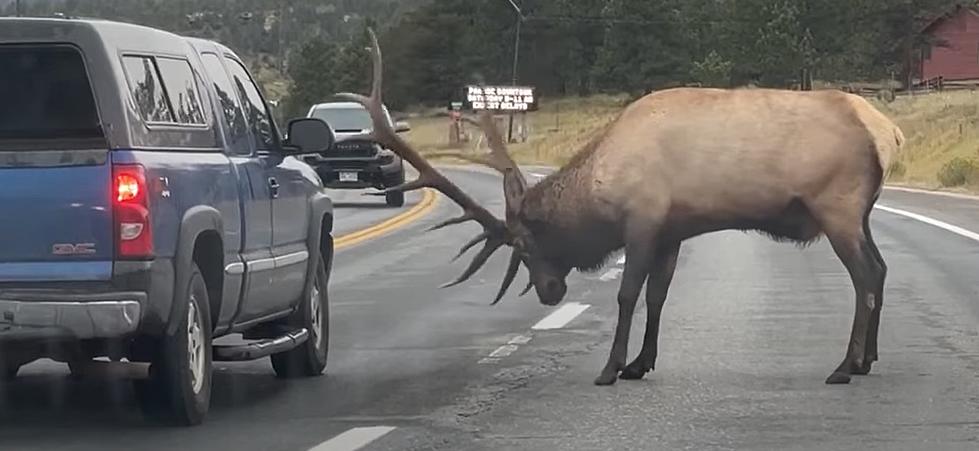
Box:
268, 177, 280, 199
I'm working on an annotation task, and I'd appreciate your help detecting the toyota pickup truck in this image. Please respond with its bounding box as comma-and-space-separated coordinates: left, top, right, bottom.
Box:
0, 17, 338, 426
303, 101, 410, 207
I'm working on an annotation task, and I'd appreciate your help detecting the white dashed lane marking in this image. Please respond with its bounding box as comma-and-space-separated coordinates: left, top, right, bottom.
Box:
479, 334, 533, 364
875, 204, 979, 243
532, 302, 591, 330
308, 426, 396, 451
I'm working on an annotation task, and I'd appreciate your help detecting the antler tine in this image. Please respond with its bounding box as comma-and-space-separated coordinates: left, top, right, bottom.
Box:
362, 178, 429, 197
461, 113, 526, 185
519, 281, 533, 297
452, 231, 491, 262
491, 249, 523, 305
440, 238, 506, 289
427, 212, 475, 232
336, 28, 506, 236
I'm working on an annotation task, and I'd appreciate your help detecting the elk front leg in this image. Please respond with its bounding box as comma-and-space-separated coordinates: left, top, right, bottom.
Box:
594, 233, 657, 386
619, 242, 681, 380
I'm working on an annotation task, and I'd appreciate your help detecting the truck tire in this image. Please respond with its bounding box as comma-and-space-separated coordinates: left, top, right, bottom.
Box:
271, 254, 329, 378
385, 191, 405, 207
135, 263, 212, 426
385, 165, 406, 207
0, 360, 20, 381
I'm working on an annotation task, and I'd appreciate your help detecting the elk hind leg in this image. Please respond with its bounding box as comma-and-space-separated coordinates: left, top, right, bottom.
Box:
818, 208, 881, 385
855, 208, 887, 375
619, 243, 681, 380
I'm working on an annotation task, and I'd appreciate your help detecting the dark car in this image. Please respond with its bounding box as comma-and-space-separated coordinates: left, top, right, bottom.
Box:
0, 17, 339, 426
302, 101, 410, 207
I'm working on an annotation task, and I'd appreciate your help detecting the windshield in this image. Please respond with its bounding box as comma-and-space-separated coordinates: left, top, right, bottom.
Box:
310, 106, 378, 132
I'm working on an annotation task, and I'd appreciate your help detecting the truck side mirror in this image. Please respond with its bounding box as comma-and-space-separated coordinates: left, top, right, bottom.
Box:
284, 118, 335, 154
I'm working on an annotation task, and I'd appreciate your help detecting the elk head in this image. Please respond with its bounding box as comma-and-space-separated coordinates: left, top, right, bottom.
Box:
335, 29, 569, 306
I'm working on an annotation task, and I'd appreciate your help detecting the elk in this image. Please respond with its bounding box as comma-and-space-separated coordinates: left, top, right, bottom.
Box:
338, 30, 905, 386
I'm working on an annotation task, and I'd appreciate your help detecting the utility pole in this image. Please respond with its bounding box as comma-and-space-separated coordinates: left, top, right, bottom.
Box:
505, 0, 523, 143
278, 0, 287, 74
15, 0, 22, 17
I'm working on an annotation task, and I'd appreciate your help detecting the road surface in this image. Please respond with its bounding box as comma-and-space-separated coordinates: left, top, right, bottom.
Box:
1, 168, 978, 451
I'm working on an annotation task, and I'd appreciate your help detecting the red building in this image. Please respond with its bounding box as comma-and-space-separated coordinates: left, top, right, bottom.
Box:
920, 5, 979, 82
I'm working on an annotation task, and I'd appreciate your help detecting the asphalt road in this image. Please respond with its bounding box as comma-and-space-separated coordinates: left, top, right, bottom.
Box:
1, 169, 978, 451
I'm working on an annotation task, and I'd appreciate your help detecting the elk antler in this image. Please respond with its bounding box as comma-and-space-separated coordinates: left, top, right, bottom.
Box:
335, 28, 522, 294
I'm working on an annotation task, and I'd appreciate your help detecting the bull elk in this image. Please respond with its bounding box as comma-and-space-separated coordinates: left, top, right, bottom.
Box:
338, 30, 905, 386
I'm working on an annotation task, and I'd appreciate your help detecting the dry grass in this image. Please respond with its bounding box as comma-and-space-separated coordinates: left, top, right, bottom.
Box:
402, 95, 629, 166
404, 90, 979, 192
869, 90, 979, 190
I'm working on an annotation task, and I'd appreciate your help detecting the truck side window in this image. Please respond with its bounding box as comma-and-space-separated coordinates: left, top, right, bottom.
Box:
155, 57, 207, 125
200, 53, 249, 153
122, 55, 173, 123
223, 57, 277, 151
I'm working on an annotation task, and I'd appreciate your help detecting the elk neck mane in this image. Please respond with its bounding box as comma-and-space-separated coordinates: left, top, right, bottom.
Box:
519, 121, 625, 273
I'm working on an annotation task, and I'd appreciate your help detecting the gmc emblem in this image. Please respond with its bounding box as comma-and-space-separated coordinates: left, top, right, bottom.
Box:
52, 243, 97, 256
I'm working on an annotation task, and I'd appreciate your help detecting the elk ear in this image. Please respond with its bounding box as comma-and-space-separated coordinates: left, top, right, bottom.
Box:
503, 167, 526, 220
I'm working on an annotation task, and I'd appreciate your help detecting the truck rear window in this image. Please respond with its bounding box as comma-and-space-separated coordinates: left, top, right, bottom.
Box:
0, 45, 104, 146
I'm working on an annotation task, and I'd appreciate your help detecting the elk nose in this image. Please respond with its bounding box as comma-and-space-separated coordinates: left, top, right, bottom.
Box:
538, 278, 566, 306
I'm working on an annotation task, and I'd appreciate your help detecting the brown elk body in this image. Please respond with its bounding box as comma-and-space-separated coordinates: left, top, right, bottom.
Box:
340, 30, 905, 386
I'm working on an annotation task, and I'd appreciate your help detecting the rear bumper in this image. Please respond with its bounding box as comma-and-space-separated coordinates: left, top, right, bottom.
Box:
0, 292, 144, 340
0, 258, 174, 342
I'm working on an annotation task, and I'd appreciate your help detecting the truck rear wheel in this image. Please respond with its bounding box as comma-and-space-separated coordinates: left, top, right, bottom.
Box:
135, 263, 212, 426
0, 361, 20, 381
271, 254, 329, 378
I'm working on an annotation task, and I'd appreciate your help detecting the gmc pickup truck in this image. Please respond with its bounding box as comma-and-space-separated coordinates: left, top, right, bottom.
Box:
0, 18, 338, 426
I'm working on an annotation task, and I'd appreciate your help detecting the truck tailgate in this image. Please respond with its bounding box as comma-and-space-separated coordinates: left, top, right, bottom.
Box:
0, 157, 113, 282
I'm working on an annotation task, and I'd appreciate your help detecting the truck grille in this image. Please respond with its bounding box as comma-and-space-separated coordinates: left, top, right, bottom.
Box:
328, 140, 378, 158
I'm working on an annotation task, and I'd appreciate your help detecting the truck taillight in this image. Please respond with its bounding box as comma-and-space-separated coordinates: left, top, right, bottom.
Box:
113, 164, 153, 259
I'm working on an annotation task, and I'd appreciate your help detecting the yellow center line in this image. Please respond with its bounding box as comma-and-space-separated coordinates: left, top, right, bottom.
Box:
334, 188, 439, 250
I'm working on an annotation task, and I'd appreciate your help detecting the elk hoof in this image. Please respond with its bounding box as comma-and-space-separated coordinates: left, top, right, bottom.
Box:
618, 362, 651, 380
851, 362, 873, 376
825, 371, 852, 385
593, 370, 619, 386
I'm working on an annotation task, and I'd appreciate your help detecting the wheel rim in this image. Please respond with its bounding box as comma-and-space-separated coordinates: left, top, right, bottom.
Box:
187, 298, 206, 394
310, 280, 323, 352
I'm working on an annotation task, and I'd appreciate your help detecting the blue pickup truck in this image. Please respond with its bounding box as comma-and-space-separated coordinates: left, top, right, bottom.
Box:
0, 18, 339, 425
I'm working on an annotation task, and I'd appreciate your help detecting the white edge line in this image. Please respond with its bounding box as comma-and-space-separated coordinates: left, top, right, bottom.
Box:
479, 334, 534, 364
308, 426, 396, 451
884, 185, 979, 201
532, 302, 591, 330
875, 204, 979, 243
487, 344, 520, 358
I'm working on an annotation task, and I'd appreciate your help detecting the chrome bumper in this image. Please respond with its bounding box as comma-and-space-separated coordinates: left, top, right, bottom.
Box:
0, 294, 143, 340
